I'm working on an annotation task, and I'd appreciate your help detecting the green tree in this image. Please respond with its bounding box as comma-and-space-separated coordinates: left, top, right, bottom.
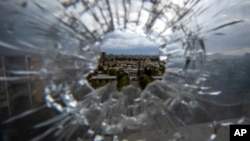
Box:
144, 66, 153, 76
98, 65, 104, 71
91, 80, 107, 89
138, 74, 154, 89
117, 72, 130, 91
159, 65, 165, 74
108, 68, 117, 76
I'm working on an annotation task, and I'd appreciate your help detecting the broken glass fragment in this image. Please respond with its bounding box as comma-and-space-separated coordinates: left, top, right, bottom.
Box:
0, 0, 250, 140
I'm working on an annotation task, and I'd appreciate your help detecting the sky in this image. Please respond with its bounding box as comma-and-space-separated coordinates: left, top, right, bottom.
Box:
97, 0, 250, 56
100, 30, 158, 55
1, 0, 250, 56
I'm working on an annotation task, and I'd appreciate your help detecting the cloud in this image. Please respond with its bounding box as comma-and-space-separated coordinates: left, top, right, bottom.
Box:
78, 0, 250, 54
100, 30, 158, 55
102, 47, 158, 55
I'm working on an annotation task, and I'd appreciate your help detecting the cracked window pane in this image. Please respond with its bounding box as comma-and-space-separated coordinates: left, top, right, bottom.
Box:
0, 0, 250, 140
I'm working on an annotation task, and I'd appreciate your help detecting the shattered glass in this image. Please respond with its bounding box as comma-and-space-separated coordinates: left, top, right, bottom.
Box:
0, 0, 250, 140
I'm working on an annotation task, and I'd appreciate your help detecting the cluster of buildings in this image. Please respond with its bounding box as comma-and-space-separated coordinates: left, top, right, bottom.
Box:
89, 52, 165, 85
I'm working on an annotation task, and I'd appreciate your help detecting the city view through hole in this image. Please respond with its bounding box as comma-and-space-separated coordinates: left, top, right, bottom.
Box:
1, 0, 250, 141
87, 30, 165, 90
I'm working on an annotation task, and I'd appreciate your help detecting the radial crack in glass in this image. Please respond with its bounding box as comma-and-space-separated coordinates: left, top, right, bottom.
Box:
0, 0, 249, 141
